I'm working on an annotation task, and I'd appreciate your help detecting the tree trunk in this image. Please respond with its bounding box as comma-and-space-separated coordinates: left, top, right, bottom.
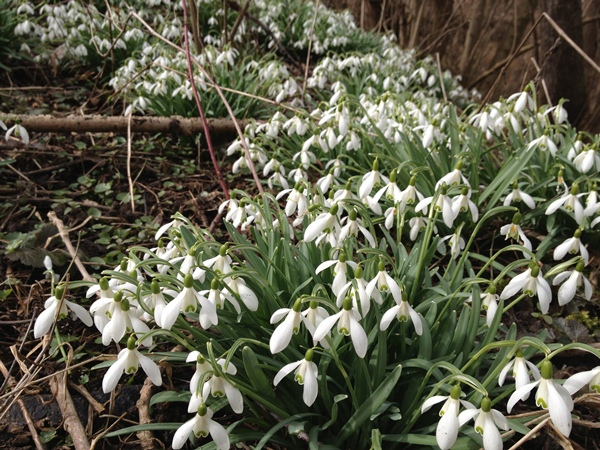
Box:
539, 0, 586, 123
459, 0, 488, 73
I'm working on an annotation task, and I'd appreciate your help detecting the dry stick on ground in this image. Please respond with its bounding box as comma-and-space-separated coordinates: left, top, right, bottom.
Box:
135, 377, 157, 450
48, 211, 94, 283
50, 370, 91, 450
0, 360, 46, 450
0, 114, 248, 137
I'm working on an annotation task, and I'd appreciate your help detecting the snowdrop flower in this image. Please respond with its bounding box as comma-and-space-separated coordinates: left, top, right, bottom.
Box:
435, 160, 470, 189
358, 158, 389, 199
479, 285, 499, 327
552, 259, 593, 306
277, 182, 308, 217
437, 229, 465, 260
336, 265, 371, 315
409, 215, 436, 241
202, 245, 233, 277
98, 291, 151, 347
5, 123, 29, 144
372, 169, 402, 203
301, 301, 330, 347
187, 351, 212, 395
273, 348, 319, 406
499, 212, 532, 257
564, 366, 600, 395
503, 181, 536, 209
304, 203, 340, 243
527, 134, 557, 157
270, 299, 303, 354
172, 404, 229, 450
421, 385, 475, 450
366, 260, 402, 304
498, 348, 541, 399
458, 397, 509, 450
415, 184, 456, 228
155, 217, 181, 240
583, 184, 600, 217
316, 251, 358, 297
140, 280, 168, 325
500, 263, 552, 314
201, 359, 243, 414
313, 297, 368, 358
546, 183, 585, 225
452, 187, 478, 222
102, 336, 162, 393
553, 228, 588, 263
224, 276, 259, 311
380, 291, 423, 335
338, 208, 376, 247
315, 170, 337, 194
507, 360, 574, 437
396, 176, 425, 213
160, 274, 217, 331
34, 285, 93, 338
573, 148, 600, 173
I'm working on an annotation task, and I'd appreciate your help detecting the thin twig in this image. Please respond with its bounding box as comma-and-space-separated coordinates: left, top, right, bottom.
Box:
508, 417, 550, 450
48, 212, 94, 282
126, 112, 135, 212
0, 360, 46, 450
181, 0, 230, 201
132, 10, 264, 194
303, 0, 320, 93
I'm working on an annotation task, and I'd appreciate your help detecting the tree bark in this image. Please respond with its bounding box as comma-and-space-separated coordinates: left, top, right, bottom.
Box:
539, 0, 587, 123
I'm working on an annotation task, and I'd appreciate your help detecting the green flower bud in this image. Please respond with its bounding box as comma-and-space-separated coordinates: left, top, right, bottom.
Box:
183, 273, 194, 289
151, 280, 160, 295
305, 348, 315, 362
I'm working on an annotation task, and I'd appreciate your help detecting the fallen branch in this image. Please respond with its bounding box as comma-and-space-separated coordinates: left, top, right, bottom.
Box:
48, 211, 94, 283
0, 114, 249, 137
136, 378, 157, 450
50, 372, 91, 450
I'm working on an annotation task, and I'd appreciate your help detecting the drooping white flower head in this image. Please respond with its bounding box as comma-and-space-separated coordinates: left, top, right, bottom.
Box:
499, 212, 532, 259
172, 404, 230, 450
500, 263, 552, 314
34, 285, 93, 338
273, 348, 319, 406
366, 260, 403, 304
552, 259, 593, 306
498, 348, 541, 399
270, 298, 304, 354
507, 360, 574, 437
358, 157, 389, 200
545, 183, 585, 225
421, 385, 475, 450
458, 397, 509, 450
553, 228, 588, 264
503, 181, 536, 209
102, 336, 162, 393
313, 297, 368, 358
563, 366, 600, 395
380, 290, 423, 335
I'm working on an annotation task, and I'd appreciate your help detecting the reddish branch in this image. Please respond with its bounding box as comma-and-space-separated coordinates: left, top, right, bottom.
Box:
1, 114, 248, 137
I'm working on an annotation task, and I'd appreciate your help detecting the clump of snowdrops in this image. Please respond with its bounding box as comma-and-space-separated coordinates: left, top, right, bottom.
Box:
19, 0, 600, 449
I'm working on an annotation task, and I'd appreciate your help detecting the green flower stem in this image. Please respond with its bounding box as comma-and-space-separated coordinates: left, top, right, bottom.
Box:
448, 206, 517, 288
502, 292, 527, 314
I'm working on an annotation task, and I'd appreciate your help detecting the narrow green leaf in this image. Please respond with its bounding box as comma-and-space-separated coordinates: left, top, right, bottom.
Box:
337, 365, 402, 443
